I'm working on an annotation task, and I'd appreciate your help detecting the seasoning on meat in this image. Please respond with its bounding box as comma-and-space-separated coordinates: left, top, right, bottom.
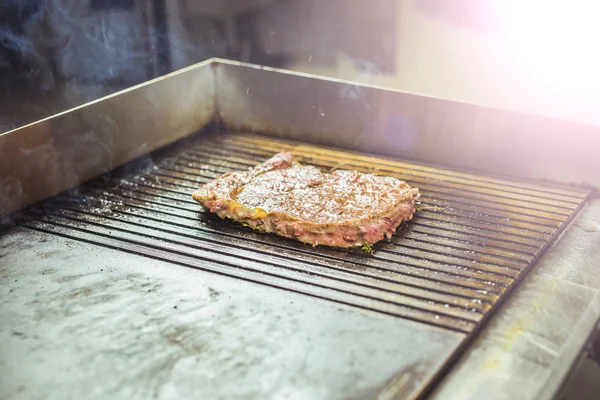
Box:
192, 152, 420, 249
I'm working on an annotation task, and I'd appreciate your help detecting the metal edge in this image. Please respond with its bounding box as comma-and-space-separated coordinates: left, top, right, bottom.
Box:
207, 58, 600, 119
0, 59, 218, 217
427, 198, 600, 400
0, 59, 218, 138
534, 290, 600, 400
416, 200, 590, 399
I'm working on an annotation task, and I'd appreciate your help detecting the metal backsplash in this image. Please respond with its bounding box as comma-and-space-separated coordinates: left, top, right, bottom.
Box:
0, 59, 215, 216
2, 58, 599, 217
215, 60, 600, 189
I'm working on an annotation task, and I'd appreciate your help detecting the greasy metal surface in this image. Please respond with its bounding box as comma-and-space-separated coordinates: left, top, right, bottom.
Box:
5, 131, 593, 399
429, 198, 600, 400
0, 227, 465, 400
18, 132, 589, 335
3, 204, 600, 400
0, 59, 215, 216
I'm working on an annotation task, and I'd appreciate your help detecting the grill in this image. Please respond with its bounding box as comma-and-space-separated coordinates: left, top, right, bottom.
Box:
4, 59, 600, 400
19, 131, 589, 335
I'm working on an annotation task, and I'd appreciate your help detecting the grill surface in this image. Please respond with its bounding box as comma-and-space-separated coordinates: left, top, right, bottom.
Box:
19, 132, 590, 334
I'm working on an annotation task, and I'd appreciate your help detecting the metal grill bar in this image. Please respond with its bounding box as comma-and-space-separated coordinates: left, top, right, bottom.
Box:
184, 145, 573, 224
20, 132, 589, 334
165, 156, 560, 233
130, 171, 527, 276
227, 136, 588, 202
84, 184, 525, 277
155, 159, 550, 245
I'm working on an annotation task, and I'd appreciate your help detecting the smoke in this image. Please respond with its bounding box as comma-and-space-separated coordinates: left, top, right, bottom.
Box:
0, 0, 55, 94
0, 0, 209, 218
47, 0, 152, 85
0, 0, 173, 134
0, 0, 228, 120
2, 1, 403, 217
0, 176, 24, 217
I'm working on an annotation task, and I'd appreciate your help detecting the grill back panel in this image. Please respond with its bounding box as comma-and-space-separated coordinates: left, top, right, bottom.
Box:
20, 132, 590, 334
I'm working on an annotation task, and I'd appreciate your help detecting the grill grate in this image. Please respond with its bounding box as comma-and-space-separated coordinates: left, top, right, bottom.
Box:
20, 132, 590, 333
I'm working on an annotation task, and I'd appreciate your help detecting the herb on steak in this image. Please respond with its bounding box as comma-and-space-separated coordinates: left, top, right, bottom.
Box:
361, 242, 374, 254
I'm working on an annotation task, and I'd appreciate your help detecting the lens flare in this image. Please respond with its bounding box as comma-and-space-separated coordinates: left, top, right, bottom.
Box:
494, 1, 600, 97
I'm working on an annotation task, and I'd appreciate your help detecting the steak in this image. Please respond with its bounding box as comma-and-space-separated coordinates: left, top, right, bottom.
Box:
192, 152, 420, 249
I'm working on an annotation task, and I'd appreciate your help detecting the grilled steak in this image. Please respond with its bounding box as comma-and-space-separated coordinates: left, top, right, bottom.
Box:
192, 152, 420, 248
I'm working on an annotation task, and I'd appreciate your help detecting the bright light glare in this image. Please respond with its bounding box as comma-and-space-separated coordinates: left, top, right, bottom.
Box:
494, 1, 600, 96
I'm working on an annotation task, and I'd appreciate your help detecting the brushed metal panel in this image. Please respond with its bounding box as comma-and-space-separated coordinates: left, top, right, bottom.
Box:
213, 60, 600, 189
0, 60, 216, 216
0, 227, 464, 400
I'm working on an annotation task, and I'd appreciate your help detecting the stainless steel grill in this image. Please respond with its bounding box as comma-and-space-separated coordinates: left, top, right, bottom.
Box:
4, 59, 600, 400
19, 131, 590, 335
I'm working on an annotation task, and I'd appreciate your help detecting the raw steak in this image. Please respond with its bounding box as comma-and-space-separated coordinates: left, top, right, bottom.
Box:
192, 152, 420, 249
